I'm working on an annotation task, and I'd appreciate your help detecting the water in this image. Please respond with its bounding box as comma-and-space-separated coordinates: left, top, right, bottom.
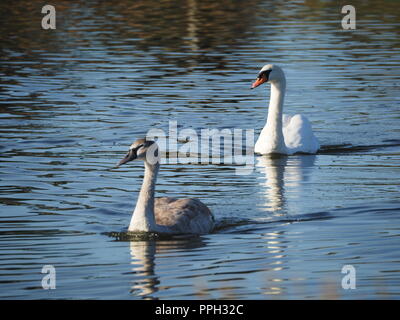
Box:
0, 0, 399, 299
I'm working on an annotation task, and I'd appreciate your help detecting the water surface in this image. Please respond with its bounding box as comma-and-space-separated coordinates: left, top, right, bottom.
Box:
0, 0, 399, 299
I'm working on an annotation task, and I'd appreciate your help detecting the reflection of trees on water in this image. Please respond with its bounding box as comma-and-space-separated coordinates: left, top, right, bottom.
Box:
3, 0, 400, 78
1, 0, 261, 67
3, 0, 400, 55
92, 0, 260, 71
0, 0, 261, 94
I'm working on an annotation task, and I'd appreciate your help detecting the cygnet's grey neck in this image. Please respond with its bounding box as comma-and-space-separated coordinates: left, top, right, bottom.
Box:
128, 161, 167, 233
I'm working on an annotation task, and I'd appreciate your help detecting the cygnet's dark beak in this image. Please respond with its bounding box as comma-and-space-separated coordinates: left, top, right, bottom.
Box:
116, 149, 136, 167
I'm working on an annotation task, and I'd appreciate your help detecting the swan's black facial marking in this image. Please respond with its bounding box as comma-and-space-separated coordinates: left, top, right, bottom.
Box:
117, 140, 157, 167
258, 69, 272, 81
134, 143, 144, 153
117, 148, 137, 167
251, 68, 273, 89
116, 139, 158, 167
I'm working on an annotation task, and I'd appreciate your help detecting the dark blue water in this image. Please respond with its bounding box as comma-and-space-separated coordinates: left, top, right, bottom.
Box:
0, 0, 399, 299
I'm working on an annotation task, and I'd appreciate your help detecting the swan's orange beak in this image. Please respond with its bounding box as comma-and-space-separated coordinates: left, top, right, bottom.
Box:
251, 77, 266, 89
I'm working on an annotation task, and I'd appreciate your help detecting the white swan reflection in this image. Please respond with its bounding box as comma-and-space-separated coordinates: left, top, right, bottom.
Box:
256, 155, 316, 214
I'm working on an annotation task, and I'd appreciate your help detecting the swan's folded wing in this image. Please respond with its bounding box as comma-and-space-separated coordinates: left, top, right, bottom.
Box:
154, 197, 214, 234
283, 114, 319, 153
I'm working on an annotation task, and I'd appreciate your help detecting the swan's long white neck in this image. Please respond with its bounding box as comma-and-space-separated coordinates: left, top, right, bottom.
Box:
263, 79, 287, 153
128, 161, 167, 233
255, 65, 319, 155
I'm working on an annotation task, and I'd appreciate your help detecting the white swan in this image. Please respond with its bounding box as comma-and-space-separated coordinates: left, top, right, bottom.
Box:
251, 64, 319, 155
116, 138, 215, 234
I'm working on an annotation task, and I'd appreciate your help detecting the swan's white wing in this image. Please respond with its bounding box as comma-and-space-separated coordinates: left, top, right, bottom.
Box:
282, 114, 319, 154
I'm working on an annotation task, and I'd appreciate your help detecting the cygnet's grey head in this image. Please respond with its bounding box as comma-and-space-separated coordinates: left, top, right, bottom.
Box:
116, 138, 159, 167
251, 64, 285, 89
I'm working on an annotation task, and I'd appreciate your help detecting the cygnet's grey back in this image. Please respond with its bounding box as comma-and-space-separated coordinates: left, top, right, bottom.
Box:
155, 197, 214, 234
